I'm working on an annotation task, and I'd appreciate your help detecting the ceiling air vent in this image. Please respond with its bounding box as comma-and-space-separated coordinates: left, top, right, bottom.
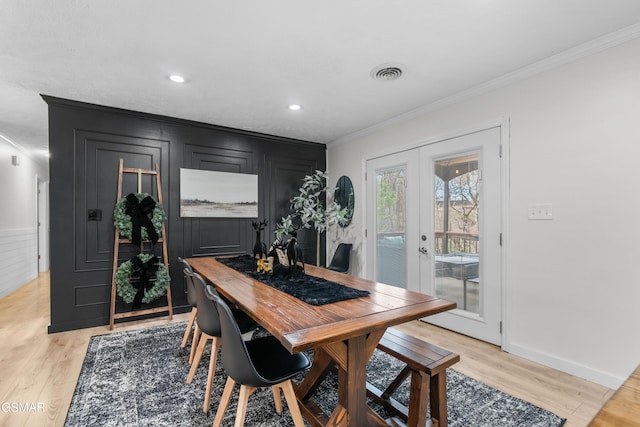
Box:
371, 64, 404, 81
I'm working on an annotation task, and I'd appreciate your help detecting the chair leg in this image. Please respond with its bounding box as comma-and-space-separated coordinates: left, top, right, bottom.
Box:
279, 380, 306, 427
271, 386, 283, 413
213, 376, 236, 427
187, 332, 209, 384
181, 307, 197, 348
235, 385, 257, 427
203, 336, 221, 413
190, 323, 201, 365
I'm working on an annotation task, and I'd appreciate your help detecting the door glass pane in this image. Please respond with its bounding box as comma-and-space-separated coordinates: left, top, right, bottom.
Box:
434, 153, 480, 313
376, 166, 406, 288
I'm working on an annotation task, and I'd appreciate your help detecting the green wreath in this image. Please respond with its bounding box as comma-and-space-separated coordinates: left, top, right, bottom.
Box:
115, 253, 170, 304
113, 192, 166, 241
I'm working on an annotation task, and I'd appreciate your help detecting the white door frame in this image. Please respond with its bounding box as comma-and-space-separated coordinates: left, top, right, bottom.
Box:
362, 118, 510, 349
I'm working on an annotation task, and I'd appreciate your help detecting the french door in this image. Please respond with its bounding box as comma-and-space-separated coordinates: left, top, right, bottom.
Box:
366, 126, 503, 345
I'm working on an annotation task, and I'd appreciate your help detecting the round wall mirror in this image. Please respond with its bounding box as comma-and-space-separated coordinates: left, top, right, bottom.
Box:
335, 176, 354, 227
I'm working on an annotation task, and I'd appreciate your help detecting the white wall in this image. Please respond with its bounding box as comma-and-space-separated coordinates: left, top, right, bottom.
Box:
327, 36, 640, 389
0, 138, 48, 298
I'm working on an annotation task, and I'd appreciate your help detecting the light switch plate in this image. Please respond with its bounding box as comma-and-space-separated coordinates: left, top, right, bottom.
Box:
528, 203, 553, 220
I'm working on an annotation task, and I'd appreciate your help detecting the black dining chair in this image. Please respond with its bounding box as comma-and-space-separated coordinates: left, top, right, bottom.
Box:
177, 257, 199, 363
207, 289, 311, 427
185, 270, 257, 413
327, 243, 352, 273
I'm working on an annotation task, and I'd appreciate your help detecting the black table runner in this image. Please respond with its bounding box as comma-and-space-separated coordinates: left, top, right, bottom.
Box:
216, 255, 369, 306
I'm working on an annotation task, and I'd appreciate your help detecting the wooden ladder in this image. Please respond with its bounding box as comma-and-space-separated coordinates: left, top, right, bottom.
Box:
109, 159, 173, 329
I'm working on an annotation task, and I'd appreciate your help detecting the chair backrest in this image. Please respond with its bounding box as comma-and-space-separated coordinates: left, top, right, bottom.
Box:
207, 291, 269, 387
328, 243, 352, 272
187, 270, 222, 337
178, 257, 196, 307
178, 257, 193, 273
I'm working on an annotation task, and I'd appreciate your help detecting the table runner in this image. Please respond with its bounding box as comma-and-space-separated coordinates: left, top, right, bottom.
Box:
216, 255, 369, 305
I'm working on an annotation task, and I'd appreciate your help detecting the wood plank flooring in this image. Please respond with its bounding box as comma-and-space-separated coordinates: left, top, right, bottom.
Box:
0, 273, 613, 426
589, 363, 640, 426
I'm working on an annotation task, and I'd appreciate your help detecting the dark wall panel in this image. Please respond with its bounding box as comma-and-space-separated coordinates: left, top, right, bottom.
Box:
74, 131, 168, 271
45, 96, 325, 333
182, 143, 256, 257
265, 155, 324, 260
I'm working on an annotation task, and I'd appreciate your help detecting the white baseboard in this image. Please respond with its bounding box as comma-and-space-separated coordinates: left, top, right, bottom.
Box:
508, 341, 625, 390
0, 228, 38, 299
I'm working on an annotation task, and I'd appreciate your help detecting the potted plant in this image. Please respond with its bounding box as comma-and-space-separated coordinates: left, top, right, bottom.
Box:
275, 170, 348, 266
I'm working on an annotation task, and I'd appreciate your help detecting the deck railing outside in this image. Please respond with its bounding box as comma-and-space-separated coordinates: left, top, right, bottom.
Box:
434, 231, 479, 255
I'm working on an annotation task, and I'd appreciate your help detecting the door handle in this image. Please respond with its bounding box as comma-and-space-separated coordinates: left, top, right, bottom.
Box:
419, 247, 429, 254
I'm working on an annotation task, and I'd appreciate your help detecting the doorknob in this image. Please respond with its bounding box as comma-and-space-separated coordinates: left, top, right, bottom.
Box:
419, 247, 429, 254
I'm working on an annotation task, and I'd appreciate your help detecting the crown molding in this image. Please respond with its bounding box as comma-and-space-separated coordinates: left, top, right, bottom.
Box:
329, 23, 640, 147
0, 133, 49, 169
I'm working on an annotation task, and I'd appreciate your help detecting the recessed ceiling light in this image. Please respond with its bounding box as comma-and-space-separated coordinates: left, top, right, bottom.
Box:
169, 74, 185, 83
288, 104, 302, 111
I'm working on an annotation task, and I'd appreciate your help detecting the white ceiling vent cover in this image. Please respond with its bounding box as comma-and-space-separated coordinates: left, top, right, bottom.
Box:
371, 64, 404, 81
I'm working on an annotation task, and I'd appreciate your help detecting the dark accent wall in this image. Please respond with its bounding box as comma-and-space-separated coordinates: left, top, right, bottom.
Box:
44, 96, 326, 333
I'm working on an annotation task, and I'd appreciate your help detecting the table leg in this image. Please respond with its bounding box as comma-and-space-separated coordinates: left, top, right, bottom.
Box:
340, 333, 388, 426
296, 349, 334, 426
296, 331, 387, 426
344, 335, 368, 424
297, 349, 335, 401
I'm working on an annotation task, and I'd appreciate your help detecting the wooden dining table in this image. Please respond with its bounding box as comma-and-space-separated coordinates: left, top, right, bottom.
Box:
187, 256, 456, 426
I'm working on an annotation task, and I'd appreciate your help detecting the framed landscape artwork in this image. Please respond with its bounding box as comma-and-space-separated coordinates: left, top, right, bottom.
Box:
180, 168, 258, 218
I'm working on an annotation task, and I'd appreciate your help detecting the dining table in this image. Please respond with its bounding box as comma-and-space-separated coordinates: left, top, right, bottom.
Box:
187, 256, 457, 427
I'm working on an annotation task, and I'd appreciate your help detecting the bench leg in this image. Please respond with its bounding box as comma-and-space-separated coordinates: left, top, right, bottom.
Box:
429, 371, 448, 427
407, 370, 430, 427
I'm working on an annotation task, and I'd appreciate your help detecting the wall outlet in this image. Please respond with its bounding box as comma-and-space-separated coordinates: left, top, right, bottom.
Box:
528, 203, 553, 220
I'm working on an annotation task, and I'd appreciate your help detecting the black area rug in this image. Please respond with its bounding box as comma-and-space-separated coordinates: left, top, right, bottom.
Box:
216, 255, 369, 305
65, 322, 566, 427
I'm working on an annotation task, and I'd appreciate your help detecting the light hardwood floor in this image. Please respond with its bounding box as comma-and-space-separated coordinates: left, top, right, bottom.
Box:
0, 273, 612, 427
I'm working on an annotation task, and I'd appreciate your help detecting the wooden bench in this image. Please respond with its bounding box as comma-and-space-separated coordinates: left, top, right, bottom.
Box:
367, 328, 460, 427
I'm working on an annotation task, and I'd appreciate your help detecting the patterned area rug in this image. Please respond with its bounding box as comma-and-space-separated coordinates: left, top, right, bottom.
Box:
65, 322, 566, 426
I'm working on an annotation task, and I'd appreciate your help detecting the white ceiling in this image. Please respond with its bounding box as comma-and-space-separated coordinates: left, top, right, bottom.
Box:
2, 1, 640, 160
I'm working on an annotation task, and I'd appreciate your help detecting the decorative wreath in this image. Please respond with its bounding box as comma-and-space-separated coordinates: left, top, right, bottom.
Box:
113, 192, 166, 246
115, 253, 170, 305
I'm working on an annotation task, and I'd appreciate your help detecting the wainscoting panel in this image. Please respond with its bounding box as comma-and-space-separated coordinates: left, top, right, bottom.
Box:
0, 228, 38, 298
73, 130, 169, 272
45, 95, 325, 332
182, 143, 257, 257
265, 155, 324, 264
